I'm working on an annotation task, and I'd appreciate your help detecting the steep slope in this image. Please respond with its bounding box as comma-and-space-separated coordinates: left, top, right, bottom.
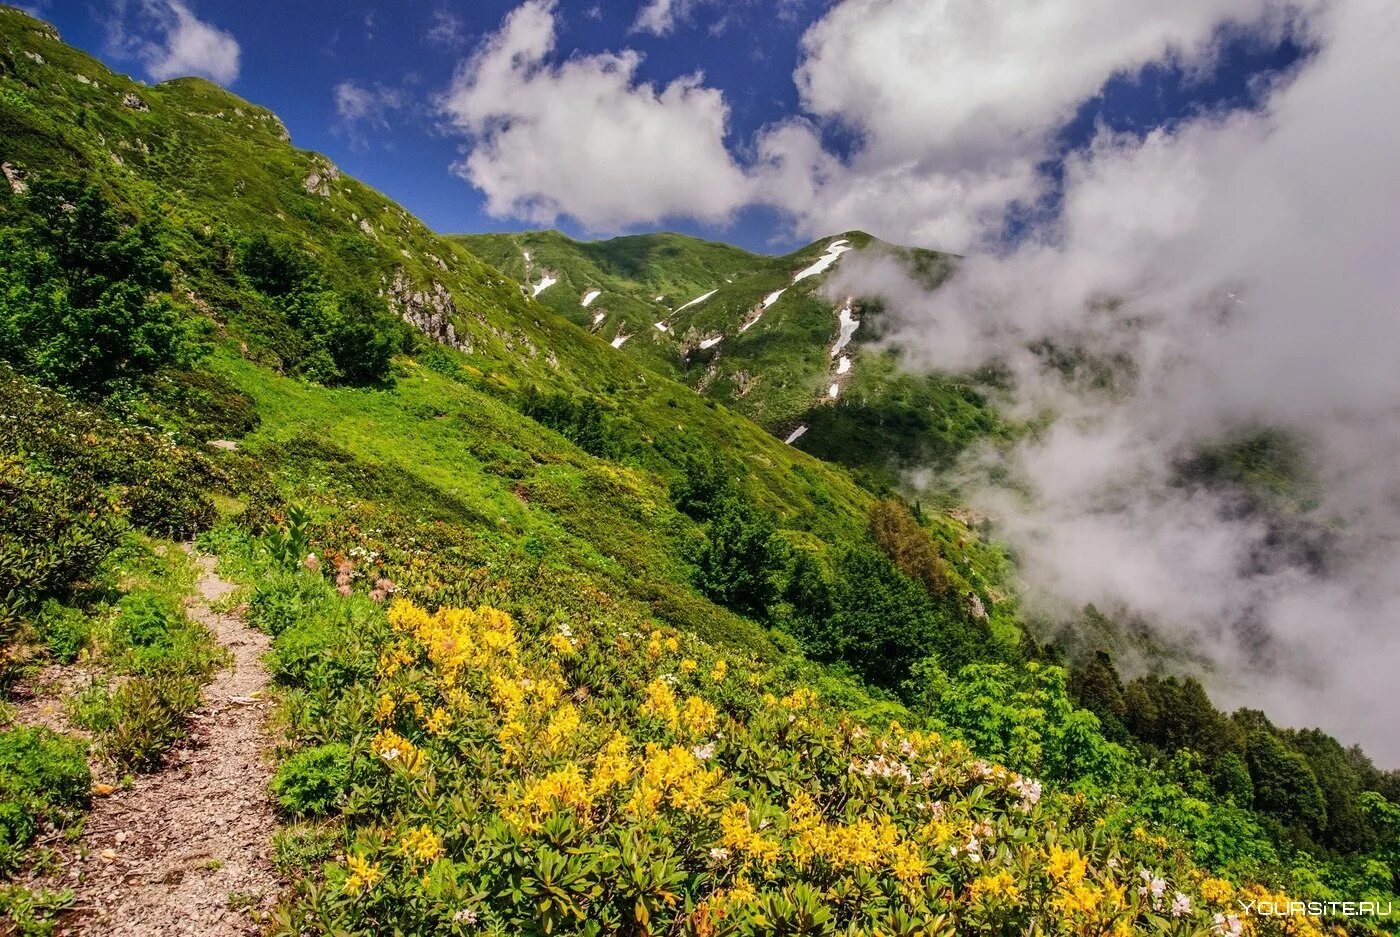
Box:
456, 229, 1005, 491
0, 7, 878, 536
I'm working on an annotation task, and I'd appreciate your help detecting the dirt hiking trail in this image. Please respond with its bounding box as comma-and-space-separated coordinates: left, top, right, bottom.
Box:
55, 549, 279, 935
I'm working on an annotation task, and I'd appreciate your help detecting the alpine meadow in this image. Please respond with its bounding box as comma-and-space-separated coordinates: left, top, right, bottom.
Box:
1, 2, 1398, 936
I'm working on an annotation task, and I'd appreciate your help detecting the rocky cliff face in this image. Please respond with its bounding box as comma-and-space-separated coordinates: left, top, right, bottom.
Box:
387, 270, 472, 354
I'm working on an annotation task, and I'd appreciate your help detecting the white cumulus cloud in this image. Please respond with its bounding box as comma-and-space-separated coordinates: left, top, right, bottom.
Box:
439, 0, 752, 230
761, 0, 1317, 248
113, 0, 241, 86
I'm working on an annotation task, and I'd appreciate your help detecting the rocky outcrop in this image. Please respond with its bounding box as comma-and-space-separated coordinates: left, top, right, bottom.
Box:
122, 92, 149, 112
3, 162, 28, 194
303, 158, 340, 197
388, 270, 472, 354
966, 591, 988, 621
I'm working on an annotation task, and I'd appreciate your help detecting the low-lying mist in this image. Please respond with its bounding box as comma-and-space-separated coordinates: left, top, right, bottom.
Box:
828, 0, 1400, 763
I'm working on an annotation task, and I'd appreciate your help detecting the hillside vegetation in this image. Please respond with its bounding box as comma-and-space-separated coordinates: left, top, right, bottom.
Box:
453, 231, 1004, 492
1, 7, 1397, 934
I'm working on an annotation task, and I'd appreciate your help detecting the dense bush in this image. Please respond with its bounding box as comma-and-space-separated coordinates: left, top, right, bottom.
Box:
0, 727, 89, 872
520, 388, 635, 462
690, 497, 784, 618
236, 234, 400, 386
1069, 648, 1400, 881
0, 371, 221, 537
271, 742, 353, 817
0, 179, 204, 390
0, 455, 122, 610
248, 558, 1362, 935
869, 497, 951, 598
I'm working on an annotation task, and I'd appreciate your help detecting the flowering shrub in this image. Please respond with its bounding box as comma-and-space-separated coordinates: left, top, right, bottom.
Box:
263, 577, 1337, 936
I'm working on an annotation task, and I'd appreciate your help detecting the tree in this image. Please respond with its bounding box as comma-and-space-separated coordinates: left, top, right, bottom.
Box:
1285, 728, 1377, 853
1068, 651, 1127, 738
1122, 675, 1243, 761
868, 498, 950, 597
1246, 730, 1327, 839
692, 497, 784, 618
0, 180, 201, 390
936, 662, 1124, 784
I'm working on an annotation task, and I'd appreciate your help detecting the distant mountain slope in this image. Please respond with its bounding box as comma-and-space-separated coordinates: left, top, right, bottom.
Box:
455, 230, 1001, 489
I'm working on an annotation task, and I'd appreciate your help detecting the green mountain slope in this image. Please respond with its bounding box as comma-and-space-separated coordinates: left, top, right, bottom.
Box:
2, 8, 1397, 933
454, 229, 1008, 491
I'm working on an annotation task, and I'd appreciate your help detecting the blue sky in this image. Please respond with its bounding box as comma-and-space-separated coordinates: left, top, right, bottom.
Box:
37, 0, 1307, 253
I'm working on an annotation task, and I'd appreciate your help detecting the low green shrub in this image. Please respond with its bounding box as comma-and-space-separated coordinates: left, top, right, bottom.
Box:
271, 742, 352, 817
100, 675, 203, 772
109, 593, 220, 679
33, 602, 91, 664
0, 727, 89, 872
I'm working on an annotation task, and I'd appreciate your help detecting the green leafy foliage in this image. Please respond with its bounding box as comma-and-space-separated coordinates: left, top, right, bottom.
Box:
234, 233, 400, 386
0, 727, 88, 872
271, 742, 352, 817
0, 179, 203, 390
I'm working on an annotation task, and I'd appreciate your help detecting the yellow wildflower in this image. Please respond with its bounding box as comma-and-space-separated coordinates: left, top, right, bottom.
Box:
425, 706, 452, 736
1047, 845, 1088, 888
681, 695, 718, 736
719, 803, 780, 864
373, 693, 395, 723
511, 763, 594, 831
680, 659, 698, 675
640, 679, 680, 728
890, 840, 928, 884
370, 729, 424, 773
968, 870, 1021, 905
589, 732, 633, 795
387, 599, 431, 635
545, 703, 581, 753
710, 659, 728, 682
779, 687, 819, 710
344, 853, 384, 895
1199, 877, 1234, 905
497, 719, 527, 764
399, 825, 444, 865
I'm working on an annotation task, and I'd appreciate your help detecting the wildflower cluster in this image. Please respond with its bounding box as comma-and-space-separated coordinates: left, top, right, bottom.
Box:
265, 588, 1336, 935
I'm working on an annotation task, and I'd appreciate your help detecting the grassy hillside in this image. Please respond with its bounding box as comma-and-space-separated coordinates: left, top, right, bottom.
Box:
454, 230, 1002, 491
2, 7, 1398, 933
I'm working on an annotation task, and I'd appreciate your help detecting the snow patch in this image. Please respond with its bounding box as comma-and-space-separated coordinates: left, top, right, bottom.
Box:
655, 321, 670, 332
673, 288, 718, 314
831, 298, 860, 357
654, 295, 666, 302
699, 336, 723, 350
837, 355, 851, 375
611, 333, 632, 348
593, 311, 606, 326
784, 424, 809, 445
581, 289, 602, 307
792, 238, 852, 284
828, 383, 841, 399
741, 287, 788, 333
532, 275, 557, 298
